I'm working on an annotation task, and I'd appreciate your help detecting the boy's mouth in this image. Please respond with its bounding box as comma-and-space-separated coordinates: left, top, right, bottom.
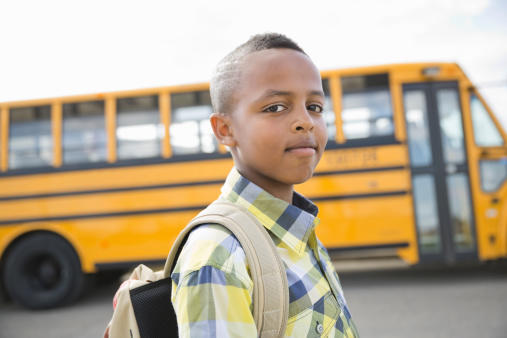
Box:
285, 141, 318, 156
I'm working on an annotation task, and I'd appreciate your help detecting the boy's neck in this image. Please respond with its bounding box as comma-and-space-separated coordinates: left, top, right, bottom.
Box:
266, 185, 294, 205
236, 168, 294, 204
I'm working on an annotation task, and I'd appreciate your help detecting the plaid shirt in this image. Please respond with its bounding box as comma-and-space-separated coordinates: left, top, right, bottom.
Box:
171, 168, 359, 337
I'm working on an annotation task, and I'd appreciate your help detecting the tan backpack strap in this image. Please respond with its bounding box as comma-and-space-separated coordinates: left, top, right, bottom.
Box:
164, 200, 289, 338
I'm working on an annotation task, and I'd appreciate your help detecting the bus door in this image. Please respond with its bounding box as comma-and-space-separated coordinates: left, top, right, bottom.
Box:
402, 82, 477, 264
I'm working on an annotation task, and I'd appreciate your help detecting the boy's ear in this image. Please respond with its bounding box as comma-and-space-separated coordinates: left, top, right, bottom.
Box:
210, 113, 236, 147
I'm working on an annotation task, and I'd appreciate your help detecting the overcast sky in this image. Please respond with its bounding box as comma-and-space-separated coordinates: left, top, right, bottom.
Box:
1, 0, 506, 129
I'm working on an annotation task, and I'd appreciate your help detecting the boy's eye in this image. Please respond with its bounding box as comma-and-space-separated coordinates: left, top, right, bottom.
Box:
263, 104, 286, 113
307, 104, 323, 113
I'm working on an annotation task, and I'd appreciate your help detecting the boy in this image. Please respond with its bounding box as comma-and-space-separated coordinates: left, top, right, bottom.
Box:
171, 33, 359, 337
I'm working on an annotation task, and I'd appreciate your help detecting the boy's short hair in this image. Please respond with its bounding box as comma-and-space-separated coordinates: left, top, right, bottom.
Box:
210, 33, 306, 115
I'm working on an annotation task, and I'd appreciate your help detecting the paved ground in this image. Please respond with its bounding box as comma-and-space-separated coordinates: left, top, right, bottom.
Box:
340, 263, 507, 338
1, 263, 506, 338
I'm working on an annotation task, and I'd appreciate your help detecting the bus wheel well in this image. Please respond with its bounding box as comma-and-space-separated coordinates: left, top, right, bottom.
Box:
2, 229, 78, 265
0, 230, 82, 306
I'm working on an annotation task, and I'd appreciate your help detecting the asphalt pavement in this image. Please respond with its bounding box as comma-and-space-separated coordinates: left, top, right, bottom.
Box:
1, 263, 506, 338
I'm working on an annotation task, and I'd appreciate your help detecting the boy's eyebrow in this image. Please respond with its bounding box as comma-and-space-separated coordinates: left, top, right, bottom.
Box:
308, 90, 325, 97
259, 89, 325, 100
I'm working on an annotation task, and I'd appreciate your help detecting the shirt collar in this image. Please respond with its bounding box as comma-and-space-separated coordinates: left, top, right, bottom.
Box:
220, 167, 320, 255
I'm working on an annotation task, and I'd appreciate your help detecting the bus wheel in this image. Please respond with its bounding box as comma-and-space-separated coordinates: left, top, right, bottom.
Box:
2, 233, 84, 309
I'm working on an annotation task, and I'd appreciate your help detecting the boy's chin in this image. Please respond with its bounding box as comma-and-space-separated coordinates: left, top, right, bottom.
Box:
286, 170, 315, 185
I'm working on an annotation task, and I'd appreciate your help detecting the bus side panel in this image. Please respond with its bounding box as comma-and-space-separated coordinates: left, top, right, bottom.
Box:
498, 190, 507, 258
301, 145, 418, 263
315, 195, 415, 248
0, 211, 207, 274
0, 184, 221, 223
56, 211, 201, 272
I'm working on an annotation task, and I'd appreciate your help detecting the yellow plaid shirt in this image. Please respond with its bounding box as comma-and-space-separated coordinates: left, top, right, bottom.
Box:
171, 168, 359, 337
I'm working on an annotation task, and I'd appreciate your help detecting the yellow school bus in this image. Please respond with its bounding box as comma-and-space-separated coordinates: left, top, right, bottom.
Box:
1, 63, 506, 308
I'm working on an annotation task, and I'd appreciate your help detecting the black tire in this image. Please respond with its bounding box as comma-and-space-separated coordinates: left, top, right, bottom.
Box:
2, 233, 84, 309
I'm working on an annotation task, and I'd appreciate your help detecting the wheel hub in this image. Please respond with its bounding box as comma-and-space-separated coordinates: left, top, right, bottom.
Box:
37, 259, 60, 288
24, 255, 62, 290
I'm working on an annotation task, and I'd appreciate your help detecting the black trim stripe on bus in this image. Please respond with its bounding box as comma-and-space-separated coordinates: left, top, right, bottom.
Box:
0, 137, 402, 178
95, 259, 167, 271
312, 190, 407, 202
94, 240, 410, 271
0, 166, 406, 202
0, 190, 408, 226
314, 166, 405, 177
0, 153, 232, 177
0, 205, 209, 226
327, 242, 409, 253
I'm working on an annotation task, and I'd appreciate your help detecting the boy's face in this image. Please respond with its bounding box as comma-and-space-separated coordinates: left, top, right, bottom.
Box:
220, 48, 327, 193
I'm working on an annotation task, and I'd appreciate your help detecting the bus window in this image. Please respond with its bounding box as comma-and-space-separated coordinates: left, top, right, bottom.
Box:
412, 175, 441, 253
436, 89, 465, 164
340, 74, 394, 140
404, 90, 433, 167
322, 79, 336, 140
470, 94, 504, 146
480, 159, 507, 192
116, 95, 162, 160
8, 105, 52, 169
447, 173, 475, 251
62, 101, 107, 164
170, 90, 217, 155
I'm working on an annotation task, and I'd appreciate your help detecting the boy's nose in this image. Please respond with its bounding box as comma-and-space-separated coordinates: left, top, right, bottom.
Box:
291, 107, 315, 133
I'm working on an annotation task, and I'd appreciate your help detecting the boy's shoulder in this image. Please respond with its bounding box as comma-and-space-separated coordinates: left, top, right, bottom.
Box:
171, 223, 252, 287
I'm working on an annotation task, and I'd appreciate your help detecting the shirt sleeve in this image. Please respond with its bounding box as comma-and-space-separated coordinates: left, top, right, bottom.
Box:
170, 224, 257, 338
171, 266, 257, 338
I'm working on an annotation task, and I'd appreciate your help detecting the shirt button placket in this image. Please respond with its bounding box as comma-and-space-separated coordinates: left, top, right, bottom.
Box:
316, 321, 324, 335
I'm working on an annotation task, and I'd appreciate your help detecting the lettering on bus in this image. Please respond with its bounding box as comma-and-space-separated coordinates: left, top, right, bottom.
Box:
326, 148, 378, 168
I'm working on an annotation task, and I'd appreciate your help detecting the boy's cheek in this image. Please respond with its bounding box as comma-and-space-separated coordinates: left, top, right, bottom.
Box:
317, 126, 328, 151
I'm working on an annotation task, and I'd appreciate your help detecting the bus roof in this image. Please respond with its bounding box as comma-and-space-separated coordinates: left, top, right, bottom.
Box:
1, 62, 469, 108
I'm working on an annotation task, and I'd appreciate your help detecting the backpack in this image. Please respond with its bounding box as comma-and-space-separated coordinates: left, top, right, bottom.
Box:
105, 200, 289, 338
